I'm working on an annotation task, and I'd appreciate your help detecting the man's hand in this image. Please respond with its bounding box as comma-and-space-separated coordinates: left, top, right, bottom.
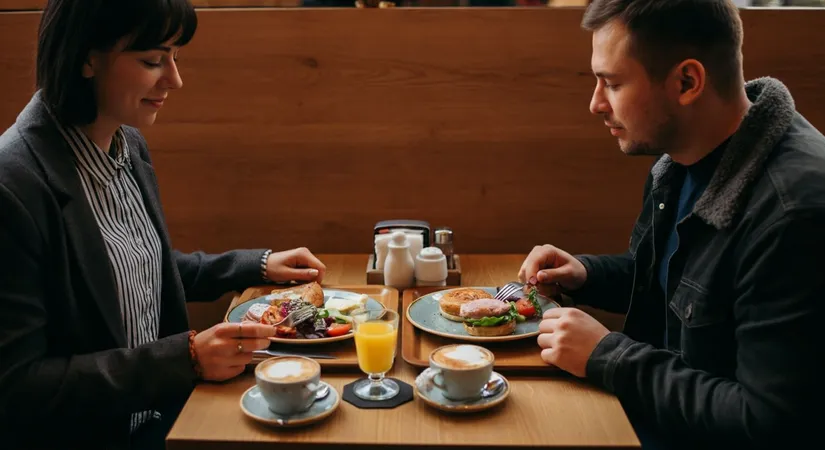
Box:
265, 247, 326, 283
518, 245, 588, 295
537, 307, 610, 377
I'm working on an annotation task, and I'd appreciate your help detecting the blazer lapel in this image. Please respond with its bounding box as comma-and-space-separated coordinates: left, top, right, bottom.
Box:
17, 94, 127, 347
126, 137, 189, 335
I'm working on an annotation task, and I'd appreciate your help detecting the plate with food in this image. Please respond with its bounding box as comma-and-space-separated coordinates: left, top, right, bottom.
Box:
405, 285, 559, 342
226, 282, 385, 345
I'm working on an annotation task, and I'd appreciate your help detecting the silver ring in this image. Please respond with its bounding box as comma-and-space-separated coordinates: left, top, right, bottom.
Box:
237, 341, 244, 353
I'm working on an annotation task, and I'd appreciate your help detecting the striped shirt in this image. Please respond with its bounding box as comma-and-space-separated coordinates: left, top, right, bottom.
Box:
55, 124, 163, 433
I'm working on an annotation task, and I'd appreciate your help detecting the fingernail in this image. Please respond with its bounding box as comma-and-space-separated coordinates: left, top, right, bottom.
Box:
308, 269, 319, 277
529, 276, 538, 285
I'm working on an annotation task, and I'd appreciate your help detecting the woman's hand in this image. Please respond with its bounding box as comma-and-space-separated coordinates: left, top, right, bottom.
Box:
193, 322, 276, 382
265, 247, 327, 283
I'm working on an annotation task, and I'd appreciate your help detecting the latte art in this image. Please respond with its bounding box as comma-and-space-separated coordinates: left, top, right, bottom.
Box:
432, 344, 492, 369
260, 357, 318, 383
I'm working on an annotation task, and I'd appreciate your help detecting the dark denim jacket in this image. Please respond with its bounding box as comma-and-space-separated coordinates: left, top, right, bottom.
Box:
572, 78, 825, 448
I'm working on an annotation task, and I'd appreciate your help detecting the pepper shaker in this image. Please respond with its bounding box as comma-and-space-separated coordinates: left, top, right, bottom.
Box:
433, 227, 455, 270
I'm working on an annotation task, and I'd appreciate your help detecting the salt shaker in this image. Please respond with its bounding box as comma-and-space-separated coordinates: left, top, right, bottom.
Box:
415, 247, 448, 287
433, 227, 455, 270
383, 231, 415, 289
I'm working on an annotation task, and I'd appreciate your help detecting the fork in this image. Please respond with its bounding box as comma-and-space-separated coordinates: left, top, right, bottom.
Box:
495, 281, 526, 301
271, 305, 315, 328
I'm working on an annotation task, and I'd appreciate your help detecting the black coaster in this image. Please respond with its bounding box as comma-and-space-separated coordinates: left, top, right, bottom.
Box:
342, 378, 414, 409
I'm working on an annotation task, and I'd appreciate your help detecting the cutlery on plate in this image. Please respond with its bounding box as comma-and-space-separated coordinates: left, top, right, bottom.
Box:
253, 349, 337, 360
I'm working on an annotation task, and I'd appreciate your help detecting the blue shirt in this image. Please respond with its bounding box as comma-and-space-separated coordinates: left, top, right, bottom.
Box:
659, 139, 729, 347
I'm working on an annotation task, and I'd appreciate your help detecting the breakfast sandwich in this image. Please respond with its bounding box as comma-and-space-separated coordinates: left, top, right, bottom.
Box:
459, 298, 519, 337
438, 288, 494, 322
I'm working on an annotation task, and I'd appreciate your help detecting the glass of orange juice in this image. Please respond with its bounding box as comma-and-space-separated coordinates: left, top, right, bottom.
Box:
351, 308, 399, 401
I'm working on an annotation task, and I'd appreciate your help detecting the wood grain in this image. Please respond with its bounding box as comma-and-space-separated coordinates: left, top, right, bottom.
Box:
401, 286, 557, 373
0, 0, 305, 10
168, 373, 640, 449
2, 9, 824, 255
168, 253, 639, 448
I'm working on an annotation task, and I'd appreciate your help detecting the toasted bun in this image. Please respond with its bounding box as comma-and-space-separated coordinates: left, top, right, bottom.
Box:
463, 319, 516, 337
270, 281, 325, 308
439, 309, 466, 322
439, 288, 493, 318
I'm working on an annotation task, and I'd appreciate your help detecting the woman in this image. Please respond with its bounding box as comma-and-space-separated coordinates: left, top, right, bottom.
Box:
0, 1, 326, 448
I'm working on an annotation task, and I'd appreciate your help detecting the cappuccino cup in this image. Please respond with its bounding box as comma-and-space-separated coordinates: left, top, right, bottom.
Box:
428, 344, 494, 401
254, 356, 322, 415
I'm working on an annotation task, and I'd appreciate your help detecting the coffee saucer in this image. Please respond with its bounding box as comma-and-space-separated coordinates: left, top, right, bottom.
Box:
414, 368, 510, 413
240, 381, 340, 428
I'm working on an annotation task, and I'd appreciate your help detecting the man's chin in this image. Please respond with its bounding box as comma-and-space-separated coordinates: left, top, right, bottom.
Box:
621, 139, 665, 157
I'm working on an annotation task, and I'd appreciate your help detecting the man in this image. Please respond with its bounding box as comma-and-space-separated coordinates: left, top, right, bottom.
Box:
520, 1, 824, 448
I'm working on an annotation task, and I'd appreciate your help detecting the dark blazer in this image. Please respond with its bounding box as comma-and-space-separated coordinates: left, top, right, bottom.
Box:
0, 92, 266, 448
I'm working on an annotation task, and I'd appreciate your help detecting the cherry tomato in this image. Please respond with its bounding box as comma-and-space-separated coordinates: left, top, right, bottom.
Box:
514, 299, 536, 318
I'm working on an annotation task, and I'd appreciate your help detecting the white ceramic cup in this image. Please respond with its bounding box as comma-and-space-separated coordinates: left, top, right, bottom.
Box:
428, 344, 494, 400
254, 356, 323, 415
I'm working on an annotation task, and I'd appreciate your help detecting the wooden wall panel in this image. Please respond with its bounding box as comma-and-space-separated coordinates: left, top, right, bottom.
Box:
1, 9, 824, 256
0, 1, 304, 10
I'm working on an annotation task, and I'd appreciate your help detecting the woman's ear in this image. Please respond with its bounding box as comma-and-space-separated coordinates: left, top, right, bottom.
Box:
81, 51, 99, 79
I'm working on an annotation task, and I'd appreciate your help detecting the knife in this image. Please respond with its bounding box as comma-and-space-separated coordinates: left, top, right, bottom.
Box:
253, 349, 338, 360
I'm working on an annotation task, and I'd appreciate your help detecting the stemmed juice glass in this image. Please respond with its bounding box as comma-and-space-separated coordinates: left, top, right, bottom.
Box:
351, 308, 399, 401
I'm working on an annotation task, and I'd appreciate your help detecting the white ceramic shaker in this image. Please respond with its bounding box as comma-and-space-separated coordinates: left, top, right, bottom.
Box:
415, 247, 448, 287
383, 231, 415, 289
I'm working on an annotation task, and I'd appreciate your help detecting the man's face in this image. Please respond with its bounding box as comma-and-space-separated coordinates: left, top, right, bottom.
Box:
589, 21, 677, 156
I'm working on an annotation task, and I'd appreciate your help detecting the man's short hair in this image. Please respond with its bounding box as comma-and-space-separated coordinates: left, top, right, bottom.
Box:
582, 0, 744, 99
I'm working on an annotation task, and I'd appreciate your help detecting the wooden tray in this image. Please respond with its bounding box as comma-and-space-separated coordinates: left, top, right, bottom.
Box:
228, 284, 398, 372
401, 286, 559, 374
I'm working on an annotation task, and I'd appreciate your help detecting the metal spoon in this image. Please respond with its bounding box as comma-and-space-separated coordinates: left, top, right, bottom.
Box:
480, 377, 505, 399
315, 384, 330, 401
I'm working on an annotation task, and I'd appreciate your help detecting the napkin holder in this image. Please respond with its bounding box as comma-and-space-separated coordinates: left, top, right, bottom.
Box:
366, 254, 461, 286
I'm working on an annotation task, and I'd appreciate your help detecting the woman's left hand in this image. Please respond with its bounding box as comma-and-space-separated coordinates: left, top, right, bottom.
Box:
265, 247, 327, 283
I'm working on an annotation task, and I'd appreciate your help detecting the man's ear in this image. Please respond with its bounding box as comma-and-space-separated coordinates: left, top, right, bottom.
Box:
669, 59, 706, 106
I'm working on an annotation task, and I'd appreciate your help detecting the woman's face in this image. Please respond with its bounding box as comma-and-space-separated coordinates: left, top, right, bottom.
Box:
83, 38, 183, 129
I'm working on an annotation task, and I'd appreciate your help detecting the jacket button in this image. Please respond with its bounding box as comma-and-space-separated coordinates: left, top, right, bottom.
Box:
658, 203, 666, 210
685, 303, 693, 320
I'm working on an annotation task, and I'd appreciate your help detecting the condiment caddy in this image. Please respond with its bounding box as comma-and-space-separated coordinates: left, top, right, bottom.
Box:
366, 220, 462, 286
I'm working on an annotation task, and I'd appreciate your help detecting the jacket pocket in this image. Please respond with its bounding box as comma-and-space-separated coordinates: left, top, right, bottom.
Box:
668, 280, 734, 371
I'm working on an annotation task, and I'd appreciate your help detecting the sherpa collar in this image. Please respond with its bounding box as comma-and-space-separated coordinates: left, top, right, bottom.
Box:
650, 77, 796, 229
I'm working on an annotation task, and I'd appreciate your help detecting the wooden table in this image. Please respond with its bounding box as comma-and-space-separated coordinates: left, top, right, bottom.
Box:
166, 254, 640, 449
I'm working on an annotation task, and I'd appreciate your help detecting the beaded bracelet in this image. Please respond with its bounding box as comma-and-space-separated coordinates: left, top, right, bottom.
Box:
188, 330, 203, 379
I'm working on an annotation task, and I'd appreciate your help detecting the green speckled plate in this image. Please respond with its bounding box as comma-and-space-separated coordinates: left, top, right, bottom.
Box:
405, 287, 559, 343
226, 289, 384, 345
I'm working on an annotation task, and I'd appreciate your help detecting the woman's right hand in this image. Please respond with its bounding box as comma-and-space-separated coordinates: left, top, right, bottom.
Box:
193, 322, 277, 382
518, 244, 588, 293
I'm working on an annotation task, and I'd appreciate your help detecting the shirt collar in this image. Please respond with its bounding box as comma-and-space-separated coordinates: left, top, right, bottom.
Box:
55, 123, 133, 186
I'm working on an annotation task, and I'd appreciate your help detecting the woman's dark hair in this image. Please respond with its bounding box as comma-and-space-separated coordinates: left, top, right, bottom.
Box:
36, 0, 198, 126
